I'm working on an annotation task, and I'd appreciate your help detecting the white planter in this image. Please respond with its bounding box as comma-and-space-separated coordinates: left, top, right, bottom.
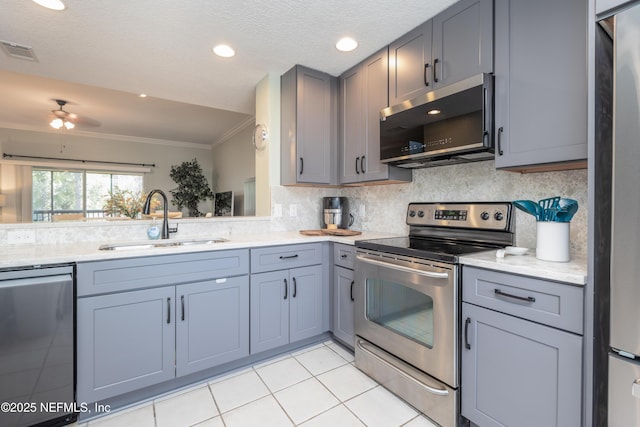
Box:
536, 221, 570, 262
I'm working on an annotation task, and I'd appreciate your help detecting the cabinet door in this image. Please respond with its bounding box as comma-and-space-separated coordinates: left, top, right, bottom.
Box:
250, 270, 289, 354
432, 0, 493, 89
333, 266, 355, 348
339, 63, 365, 184
388, 20, 433, 106
461, 302, 583, 427
494, 0, 587, 169
281, 65, 337, 185
77, 287, 175, 403
176, 276, 249, 377
289, 265, 324, 343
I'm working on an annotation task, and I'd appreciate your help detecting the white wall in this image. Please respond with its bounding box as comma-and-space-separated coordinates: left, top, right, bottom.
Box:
211, 122, 255, 216
0, 127, 214, 217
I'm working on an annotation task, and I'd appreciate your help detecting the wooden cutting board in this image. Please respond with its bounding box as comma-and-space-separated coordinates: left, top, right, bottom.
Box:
299, 229, 362, 236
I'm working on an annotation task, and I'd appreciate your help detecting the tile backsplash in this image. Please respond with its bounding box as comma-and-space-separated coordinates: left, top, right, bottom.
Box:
272, 161, 588, 254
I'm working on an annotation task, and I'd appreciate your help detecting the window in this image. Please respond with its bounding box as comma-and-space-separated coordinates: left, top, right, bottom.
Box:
32, 169, 143, 222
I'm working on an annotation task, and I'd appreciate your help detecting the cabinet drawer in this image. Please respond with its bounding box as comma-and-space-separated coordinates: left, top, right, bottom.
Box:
462, 266, 583, 334
250, 243, 323, 273
78, 249, 249, 296
333, 243, 355, 270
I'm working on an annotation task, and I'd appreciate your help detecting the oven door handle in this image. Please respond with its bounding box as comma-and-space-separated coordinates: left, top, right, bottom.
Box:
356, 255, 450, 279
356, 339, 449, 396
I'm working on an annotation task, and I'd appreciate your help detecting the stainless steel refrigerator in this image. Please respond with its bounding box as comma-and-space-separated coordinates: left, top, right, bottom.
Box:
608, 3, 640, 425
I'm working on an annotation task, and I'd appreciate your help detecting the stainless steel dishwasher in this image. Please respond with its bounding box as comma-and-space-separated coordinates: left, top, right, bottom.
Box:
0, 265, 76, 427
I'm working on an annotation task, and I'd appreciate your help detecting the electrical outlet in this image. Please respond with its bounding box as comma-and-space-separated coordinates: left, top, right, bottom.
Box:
273, 204, 283, 218
7, 229, 36, 244
289, 204, 297, 217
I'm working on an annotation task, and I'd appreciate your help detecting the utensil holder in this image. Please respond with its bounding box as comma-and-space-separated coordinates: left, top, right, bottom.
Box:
536, 221, 570, 262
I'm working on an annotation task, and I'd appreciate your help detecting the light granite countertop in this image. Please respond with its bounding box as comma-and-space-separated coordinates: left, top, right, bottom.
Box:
0, 231, 398, 270
459, 250, 588, 285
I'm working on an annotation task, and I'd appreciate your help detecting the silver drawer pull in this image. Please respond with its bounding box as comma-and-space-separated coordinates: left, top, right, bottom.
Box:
494, 288, 536, 303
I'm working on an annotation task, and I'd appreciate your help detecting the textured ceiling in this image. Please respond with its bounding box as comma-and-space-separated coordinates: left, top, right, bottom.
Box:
0, 0, 457, 146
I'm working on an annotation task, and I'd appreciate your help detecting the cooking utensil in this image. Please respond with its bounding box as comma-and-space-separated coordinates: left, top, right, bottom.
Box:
556, 199, 579, 222
513, 200, 543, 221
538, 197, 560, 221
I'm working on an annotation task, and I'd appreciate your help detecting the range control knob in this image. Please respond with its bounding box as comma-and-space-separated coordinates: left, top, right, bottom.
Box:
417, 210, 425, 218
480, 211, 490, 221
494, 211, 504, 221
409, 210, 416, 218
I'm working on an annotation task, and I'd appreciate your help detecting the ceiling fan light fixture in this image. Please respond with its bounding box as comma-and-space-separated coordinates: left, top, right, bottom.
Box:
50, 118, 63, 129
63, 120, 74, 130
32, 0, 66, 11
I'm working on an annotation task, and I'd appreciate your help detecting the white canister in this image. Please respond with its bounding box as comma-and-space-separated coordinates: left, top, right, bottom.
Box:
536, 221, 570, 262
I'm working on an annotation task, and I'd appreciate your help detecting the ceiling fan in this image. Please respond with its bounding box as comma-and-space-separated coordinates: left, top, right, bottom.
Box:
49, 99, 100, 130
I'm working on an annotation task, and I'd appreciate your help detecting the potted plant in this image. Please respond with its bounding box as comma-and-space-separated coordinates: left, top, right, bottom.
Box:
103, 189, 160, 219
169, 158, 214, 217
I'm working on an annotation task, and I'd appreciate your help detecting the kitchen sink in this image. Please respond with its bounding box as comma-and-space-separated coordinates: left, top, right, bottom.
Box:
98, 238, 228, 251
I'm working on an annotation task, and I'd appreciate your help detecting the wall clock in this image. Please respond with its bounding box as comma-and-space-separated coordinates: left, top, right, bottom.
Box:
253, 123, 269, 151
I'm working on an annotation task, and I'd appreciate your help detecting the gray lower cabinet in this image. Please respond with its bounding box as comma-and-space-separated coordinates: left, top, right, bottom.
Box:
332, 243, 356, 348
461, 266, 583, 427
176, 277, 249, 376
332, 266, 355, 347
339, 48, 411, 185
494, 0, 587, 170
250, 265, 324, 354
281, 64, 337, 185
77, 286, 176, 403
77, 250, 250, 404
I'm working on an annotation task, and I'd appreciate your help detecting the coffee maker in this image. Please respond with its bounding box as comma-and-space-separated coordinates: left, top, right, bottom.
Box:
322, 197, 353, 229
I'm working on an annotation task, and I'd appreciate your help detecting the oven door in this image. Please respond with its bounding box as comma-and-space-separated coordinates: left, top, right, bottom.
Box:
354, 249, 458, 388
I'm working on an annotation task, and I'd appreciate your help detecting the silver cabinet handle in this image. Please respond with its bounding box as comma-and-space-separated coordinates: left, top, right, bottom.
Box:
356, 255, 449, 279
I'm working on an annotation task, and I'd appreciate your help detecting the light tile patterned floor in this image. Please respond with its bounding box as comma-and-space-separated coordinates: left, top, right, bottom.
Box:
77, 341, 438, 427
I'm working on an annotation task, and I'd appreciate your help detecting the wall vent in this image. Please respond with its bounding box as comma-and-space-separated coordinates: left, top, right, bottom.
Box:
1, 41, 38, 61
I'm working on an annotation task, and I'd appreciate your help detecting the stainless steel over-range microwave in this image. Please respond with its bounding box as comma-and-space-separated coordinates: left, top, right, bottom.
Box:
379, 73, 494, 169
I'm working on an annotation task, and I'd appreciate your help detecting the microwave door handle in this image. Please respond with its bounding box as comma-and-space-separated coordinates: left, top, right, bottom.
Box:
356, 255, 449, 279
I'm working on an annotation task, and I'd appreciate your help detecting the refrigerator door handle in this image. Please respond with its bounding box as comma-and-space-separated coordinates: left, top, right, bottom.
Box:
632, 380, 640, 398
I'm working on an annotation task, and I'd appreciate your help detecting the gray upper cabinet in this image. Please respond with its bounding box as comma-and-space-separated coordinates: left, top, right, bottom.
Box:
494, 0, 587, 170
281, 65, 337, 185
339, 48, 412, 185
431, 0, 493, 89
175, 277, 249, 377
388, 0, 493, 106
388, 20, 433, 106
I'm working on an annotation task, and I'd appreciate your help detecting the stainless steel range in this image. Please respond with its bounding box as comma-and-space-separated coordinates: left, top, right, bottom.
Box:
354, 202, 515, 427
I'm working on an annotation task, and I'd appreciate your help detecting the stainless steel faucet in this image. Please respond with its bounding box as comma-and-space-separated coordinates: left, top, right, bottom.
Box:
143, 189, 170, 239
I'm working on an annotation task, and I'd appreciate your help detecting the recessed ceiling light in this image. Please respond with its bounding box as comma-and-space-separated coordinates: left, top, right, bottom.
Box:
32, 0, 65, 11
427, 109, 441, 115
139, 93, 147, 98
213, 44, 235, 58
336, 37, 358, 52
